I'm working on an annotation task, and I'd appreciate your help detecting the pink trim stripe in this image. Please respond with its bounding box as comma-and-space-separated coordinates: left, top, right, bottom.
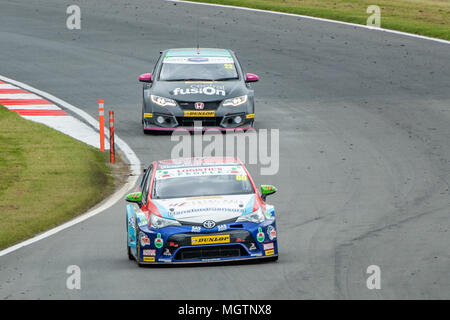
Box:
0, 99, 52, 105
144, 126, 254, 132
11, 109, 68, 116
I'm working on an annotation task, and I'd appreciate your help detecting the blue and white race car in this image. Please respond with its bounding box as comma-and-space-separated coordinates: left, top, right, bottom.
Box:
125, 157, 278, 265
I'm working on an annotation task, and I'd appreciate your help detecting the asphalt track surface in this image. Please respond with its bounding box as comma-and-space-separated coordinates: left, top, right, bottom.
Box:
0, 0, 449, 299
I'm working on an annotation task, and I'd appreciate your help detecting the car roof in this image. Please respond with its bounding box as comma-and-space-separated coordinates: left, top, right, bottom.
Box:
164, 48, 233, 58
156, 157, 242, 170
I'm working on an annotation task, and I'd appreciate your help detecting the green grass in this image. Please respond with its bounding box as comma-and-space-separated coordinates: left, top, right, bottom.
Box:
188, 0, 450, 40
0, 105, 115, 249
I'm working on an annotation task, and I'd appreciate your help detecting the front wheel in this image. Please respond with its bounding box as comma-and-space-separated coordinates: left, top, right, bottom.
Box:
134, 219, 145, 267
126, 217, 134, 260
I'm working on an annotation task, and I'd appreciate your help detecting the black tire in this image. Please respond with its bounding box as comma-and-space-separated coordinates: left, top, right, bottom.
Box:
135, 218, 145, 267
127, 245, 134, 260
126, 217, 134, 260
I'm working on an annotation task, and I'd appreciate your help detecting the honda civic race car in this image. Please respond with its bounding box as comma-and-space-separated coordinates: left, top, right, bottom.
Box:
125, 157, 278, 265
138, 48, 259, 133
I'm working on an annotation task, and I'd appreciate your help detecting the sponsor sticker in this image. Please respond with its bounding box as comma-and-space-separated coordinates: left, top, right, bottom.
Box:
265, 249, 275, 256
184, 110, 215, 117
189, 57, 209, 63
155, 165, 247, 180
164, 56, 234, 64
154, 233, 163, 249
140, 233, 150, 246
143, 249, 156, 256
143, 256, 155, 262
217, 224, 227, 232
263, 242, 274, 251
246, 113, 255, 119
128, 217, 135, 229
144, 113, 153, 118
191, 234, 230, 245
235, 174, 247, 181
267, 225, 277, 240
137, 214, 148, 227
257, 227, 265, 243
173, 85, 226, 96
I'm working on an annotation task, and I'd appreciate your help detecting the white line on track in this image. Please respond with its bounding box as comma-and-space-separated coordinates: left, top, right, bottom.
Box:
0, 75, 141, 257
167, 0, 450, 45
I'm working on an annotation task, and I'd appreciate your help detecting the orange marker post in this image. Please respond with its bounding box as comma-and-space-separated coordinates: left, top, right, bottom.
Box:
109, 110, 115, 164
98, 100, 105, 152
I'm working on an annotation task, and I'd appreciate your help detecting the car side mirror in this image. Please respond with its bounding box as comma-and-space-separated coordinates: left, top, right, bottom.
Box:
125, 192, 143, 203
245, 73, 259, 83
139, 73, 152, 83
260, 185, 276, 200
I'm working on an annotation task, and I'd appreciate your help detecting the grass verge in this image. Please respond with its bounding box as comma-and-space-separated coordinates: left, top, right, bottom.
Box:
0, 105, 120, 250
187, 0, 450, 41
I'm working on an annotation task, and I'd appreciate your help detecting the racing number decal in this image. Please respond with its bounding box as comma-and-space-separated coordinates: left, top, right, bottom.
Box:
235, 174, 247, 181
224, 63, 234, 69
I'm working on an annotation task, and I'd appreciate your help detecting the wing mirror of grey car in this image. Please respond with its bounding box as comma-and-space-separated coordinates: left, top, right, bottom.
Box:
139, 73, 152, 83
245, 73, 259, 83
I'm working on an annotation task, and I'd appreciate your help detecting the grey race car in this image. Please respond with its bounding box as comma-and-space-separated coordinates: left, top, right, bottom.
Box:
138, 48, 259, 133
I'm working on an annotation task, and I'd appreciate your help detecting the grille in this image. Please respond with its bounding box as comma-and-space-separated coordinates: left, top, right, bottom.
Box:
176, 117, 222, 127
178, 218, 238, 227
175, 245, 247, 260
167, 230, 253, 247
178, 101, 221, 110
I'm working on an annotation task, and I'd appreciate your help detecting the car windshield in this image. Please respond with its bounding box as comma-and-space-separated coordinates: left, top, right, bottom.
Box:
152, 166, 254, 199
159, 56, 239, 81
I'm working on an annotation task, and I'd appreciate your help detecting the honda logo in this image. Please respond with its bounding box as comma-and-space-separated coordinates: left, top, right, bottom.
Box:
195, 102, 204, 110
202, 220, 216, 229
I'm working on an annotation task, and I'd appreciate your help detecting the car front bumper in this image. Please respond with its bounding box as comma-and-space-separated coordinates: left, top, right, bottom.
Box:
143, 112, 254, 131
135, 221, 278, 264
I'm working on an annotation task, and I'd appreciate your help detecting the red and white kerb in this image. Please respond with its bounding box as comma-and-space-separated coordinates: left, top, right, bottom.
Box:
0, 80, 67, 116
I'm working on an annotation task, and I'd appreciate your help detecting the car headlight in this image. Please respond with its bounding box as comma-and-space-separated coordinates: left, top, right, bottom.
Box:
236, 208, 265, 224
222, 95, 248, 107
150, 214, 181, 229
151, 95, 177, 107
